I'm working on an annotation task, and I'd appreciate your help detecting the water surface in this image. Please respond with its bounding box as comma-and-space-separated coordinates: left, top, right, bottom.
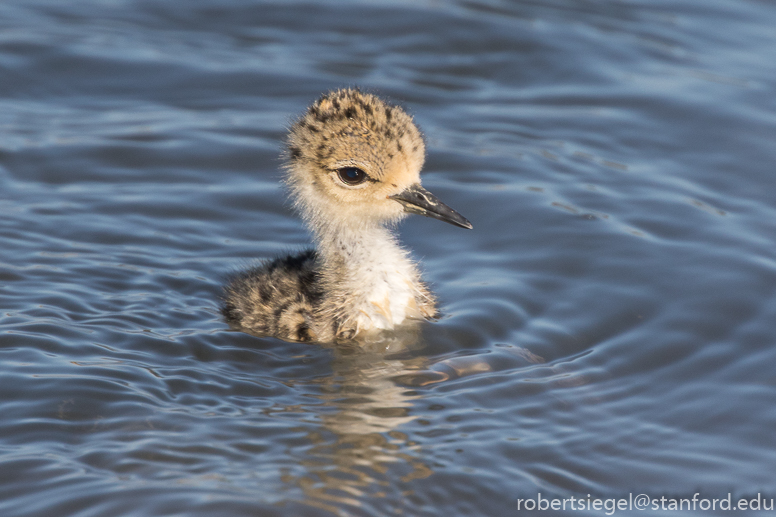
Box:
2, 1, 776, 515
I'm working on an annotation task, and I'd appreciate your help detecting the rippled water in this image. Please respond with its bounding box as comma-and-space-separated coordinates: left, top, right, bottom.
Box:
2, 1, 776, 515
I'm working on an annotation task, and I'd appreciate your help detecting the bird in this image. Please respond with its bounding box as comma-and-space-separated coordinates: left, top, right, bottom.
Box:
222, 88, 472, 343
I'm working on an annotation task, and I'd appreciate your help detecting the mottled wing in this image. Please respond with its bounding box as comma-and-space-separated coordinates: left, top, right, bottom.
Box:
221, 250, 322, 342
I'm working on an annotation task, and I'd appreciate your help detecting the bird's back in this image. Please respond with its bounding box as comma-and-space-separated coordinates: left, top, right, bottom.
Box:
222, 250, 322, 342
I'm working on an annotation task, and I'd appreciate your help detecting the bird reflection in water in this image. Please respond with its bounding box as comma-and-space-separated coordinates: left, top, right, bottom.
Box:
276, 328, 435, 514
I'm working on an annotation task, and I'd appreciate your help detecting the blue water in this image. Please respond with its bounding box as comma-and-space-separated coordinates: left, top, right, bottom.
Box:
2, 1, 776, 515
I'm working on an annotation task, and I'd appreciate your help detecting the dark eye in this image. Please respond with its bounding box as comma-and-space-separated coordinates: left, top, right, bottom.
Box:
337, 167, 368, 186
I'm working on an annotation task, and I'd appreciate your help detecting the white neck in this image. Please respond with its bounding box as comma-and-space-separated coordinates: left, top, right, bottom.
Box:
313, 220, 422, 331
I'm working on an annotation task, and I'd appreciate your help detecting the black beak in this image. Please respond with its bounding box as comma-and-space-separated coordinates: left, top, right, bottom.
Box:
390, 183, 473, 229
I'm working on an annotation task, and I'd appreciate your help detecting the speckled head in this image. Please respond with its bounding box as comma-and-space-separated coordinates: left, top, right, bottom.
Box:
285, 88, 471, 233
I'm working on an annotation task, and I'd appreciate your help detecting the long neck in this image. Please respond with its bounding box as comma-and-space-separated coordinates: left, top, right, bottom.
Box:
294, 194, 434, 336
295, 184, 415, 287
313, 220, 415, 285
312, 219, 424, 333
293, 186, 427, 332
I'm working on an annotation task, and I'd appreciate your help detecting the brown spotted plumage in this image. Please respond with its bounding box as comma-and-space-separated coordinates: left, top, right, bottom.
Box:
222, 89, 471, 343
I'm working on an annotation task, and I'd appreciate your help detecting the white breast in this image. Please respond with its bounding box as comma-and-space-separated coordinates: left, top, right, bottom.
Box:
328, 227, 422, 331
359, 267, 418, 330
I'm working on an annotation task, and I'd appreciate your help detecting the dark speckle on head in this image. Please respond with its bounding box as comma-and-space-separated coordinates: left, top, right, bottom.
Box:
344, 106, 356, 119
